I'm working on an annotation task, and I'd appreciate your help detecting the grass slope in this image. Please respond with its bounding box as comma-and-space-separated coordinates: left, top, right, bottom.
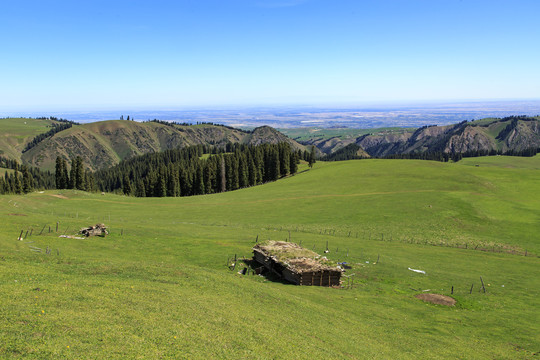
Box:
279, 127, 411, 142
0, 118, 58, 162
1, 157, 539, 359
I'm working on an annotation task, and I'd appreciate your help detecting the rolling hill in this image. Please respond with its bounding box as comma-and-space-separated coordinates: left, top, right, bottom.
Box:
0, 118, 61, 162
4, 116, 540, 172
1, 157, 539, 358
14, 120, 306, 171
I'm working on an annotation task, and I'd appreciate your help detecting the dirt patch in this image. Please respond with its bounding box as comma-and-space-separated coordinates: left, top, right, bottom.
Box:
49, 194, 68, 199
8, 213, 27, 216
415, 293, 456, 306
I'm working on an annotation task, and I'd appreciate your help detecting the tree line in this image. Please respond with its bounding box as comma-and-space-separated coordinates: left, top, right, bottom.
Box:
146, 119, 252, 134
23, 122, 75, 153
55, 156, 96, 191
383, 147, 540, 162
93, 142, 303, 197
3, 142, 313, 197
322, 145, 540, 163
324, 144, 367, 161
0, 157, 55, 194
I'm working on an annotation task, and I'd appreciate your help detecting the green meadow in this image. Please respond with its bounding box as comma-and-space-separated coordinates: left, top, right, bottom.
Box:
1, 157, 539, 359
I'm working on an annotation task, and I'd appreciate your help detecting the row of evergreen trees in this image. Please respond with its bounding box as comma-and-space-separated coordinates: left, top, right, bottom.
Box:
94, 143, 301, 197
456, 147, 540, 160
23, 120, 78, 153
384, 151, 453, 162
325, 145, 540, 163
0, 158, 55, 194
325, 144, 367, 161
55, 156, 96, 191
383, 147, 540, 162
147, 119, 252, 133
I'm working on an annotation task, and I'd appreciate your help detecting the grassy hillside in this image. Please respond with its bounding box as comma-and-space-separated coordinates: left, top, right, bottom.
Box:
0, 118, 59, 162
1, 157, 539, 358
288, 116, 540, 156
279, 126, 410, 142
370, 116, 540, 156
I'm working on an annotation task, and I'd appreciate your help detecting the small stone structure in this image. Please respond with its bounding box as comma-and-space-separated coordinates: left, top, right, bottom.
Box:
79, 224, 108, 237
253, 241, 342, 286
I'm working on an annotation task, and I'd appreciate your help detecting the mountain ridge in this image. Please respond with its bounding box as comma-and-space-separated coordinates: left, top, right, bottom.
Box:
300, 116, 540, 158
3, 116, 540, 172
17, 120, 307, 171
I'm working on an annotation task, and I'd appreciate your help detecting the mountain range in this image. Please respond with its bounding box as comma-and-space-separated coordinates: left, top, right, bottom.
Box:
304, 116, 540, 157
1, 115, 540, 172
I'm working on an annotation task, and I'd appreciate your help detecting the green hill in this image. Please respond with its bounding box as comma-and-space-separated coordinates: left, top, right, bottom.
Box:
1, 156, 539, 358
17, 120, 306, 171
0, 118, 60, 162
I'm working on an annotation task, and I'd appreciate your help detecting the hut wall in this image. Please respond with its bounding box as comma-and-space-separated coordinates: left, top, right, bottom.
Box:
299, 271, 341, 286
253, 249, 341, 287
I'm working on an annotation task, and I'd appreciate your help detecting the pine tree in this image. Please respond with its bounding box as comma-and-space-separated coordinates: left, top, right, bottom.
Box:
55, 156, 64, 189
4, 173, 10, 193
146, 170, 156, 197
219, 156, 226, 192
247, 153, 257, 186
62, 158, 69, 189
231, 156, 240, 190
195, 164, 205, 195
289, 151, 298, 175
155, 175, 166, 197
255, 148, 263, 184
14, 166, 22, 194
308, 146, 316, 168
270, 148, 280, 181
204, 161, 214, 194
123, 174, 132, 195
75, 156, 85, 190
135, 179, 146, 197
238, 153, 248, 188
85, 170, 95, 192
279, 143, 290, 176
69, 159, 76, 189
22, 166, 33, 193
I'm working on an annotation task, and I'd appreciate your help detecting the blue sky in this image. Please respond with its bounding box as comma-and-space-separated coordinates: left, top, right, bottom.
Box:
1, 0, 539, 110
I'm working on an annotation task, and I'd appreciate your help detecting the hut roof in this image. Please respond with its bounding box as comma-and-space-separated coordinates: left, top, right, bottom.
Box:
253, 241, 341, 274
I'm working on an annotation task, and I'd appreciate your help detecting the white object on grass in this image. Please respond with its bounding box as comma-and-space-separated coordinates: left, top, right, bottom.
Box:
408, 267, 426, 274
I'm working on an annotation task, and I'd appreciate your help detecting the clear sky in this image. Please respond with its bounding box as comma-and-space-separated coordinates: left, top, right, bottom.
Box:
1, 0, 539, 110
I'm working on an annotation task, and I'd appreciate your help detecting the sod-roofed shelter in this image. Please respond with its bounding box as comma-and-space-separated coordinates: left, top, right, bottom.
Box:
253, 241, 342, 286
79, 224, 108, 237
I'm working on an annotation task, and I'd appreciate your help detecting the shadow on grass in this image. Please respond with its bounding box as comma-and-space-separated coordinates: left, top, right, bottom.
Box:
236, 258, 293, 286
